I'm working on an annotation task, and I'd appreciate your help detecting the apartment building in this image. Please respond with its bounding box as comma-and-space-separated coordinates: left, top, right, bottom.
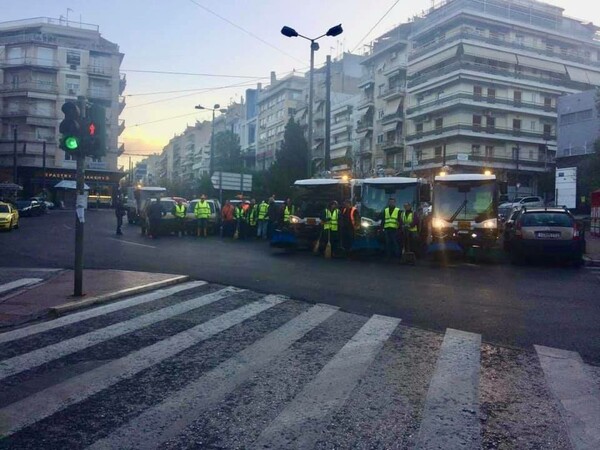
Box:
330, 93, 361, 175
0, 17, 126, 198
239, 86, 260, 171
557, 89, 600, 158
256, 72, 306, 170
356, 23, 412, 177
136, 154, 161, 185
404, 0, 600, 196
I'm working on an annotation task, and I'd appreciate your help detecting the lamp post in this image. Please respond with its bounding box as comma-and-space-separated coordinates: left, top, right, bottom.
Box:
195, 104, 226, 203
281, 24, 343, 178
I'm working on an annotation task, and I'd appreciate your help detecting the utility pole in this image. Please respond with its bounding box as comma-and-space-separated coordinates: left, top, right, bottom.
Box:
42, 140, 47, 195
324, 55, 332, 172
307, 42, 317, 177
12, 127, 17, 184
74, 96, 86, 297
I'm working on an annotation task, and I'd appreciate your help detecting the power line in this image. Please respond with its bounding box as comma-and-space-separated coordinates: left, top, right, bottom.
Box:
120, 69, 266, 78
351, 0, 401, 53
187, 0, 305, 65
131, 112, 203, 127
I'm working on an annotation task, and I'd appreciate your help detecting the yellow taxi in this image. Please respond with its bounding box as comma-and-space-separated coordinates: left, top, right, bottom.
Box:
0, 201, 19, 231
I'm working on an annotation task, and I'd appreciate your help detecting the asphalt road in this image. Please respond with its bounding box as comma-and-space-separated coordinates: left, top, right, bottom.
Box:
2, 209, 599, 364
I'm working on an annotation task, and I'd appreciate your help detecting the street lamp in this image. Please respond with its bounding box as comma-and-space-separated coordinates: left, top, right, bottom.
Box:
281, 24, 343, 177
195, 104, 225, 176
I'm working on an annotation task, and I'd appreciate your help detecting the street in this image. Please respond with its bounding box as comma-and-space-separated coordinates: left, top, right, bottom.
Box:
1, 210, 600, 448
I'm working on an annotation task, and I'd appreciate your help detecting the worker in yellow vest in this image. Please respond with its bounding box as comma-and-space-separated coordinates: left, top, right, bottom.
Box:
381, 197, 401, 261
172, 199, 187, 237
194, 195, 211, 237
257, 199, 269, 240
401, 202, 419, 256
282, 198, 296, 228
321, 200, 340, 256
246, 198, 258, 238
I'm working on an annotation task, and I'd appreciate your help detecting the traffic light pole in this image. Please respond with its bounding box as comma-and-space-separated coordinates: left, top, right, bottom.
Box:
74, 96, 86, 297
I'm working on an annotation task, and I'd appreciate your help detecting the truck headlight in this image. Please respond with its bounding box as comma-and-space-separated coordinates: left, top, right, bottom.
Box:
289, 215, 301, 224
432, 217, 448, 229
361, 218, 375, 228
481, 218, 497, 229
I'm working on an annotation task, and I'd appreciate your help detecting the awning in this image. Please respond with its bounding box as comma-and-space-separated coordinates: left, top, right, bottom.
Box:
585, 69, 600, 85
516, 54, 566, 74
54, 180, 90, 190
383, 122, 398, 132
408, 46, 458, 75
566, 65, 590, 83
384, 97, 402, 115
462, 44, 517, 64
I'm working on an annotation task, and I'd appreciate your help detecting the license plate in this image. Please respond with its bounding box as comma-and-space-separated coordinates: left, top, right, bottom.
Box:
536, 232, 560, 239
306, 218, 316, 225
458, 221, 471, 230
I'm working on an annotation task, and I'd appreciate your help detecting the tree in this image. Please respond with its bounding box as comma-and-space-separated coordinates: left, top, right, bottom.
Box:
267, 118, 308, 197
214, 130, 242, 172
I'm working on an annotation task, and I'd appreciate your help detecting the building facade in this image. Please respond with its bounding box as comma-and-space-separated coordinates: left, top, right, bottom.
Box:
557, 89, 600, 158
0, 17, 126, 198
403, 0, 600, 197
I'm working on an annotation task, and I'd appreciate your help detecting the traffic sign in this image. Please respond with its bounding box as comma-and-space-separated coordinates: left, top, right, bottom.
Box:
211, 171, 252, 192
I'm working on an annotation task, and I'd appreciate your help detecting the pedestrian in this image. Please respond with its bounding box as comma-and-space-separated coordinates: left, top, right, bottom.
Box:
401, 202, 419, 257
247, 198, 258, 238
234, 202, 246, 239
194, 194, 210, 237
257, 199, 269, 239
282, 198, 296, 228
147, 196, 165, 239
321, 200, 340, 257
221, 200, 235, 238
267, 197, 279, 239
172, 198, 187, 237
381, 197, 401, 261
340, 199, 360, 253
114, 189, 126, 235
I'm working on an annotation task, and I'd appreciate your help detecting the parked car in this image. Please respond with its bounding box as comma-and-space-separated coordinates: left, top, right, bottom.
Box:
499, 196, 544, 210
185, 199, 221, 235
0, 201, 19, 231
124, 186, 167, 224
30, 197, 54, 210
139, 197, 179, 236
503, 207, 585, 266
15, 200, 44, 217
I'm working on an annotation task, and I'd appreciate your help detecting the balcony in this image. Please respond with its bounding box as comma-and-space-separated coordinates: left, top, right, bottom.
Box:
356, 119, 374, 133
88, 65, 113, 77
379, 85, 405, 100
3, 57, 59, 70
313, 130, 325, 140
118, 119, 125, 135
377, 139, 404, 153
118, 96, 126, 113
357, 96, 375, 110
0, 81, 58, 94
358, 73, 375, 88
406, 91, 557, 116
406, 122, 556, 143
414, 153, 551, 171
117, 142, 125, 156
88, 87, 113, 100
381, 111, 404, 125
119, 73, 127, 94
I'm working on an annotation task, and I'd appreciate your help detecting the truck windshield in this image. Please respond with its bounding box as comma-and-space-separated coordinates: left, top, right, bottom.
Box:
361, 183, 417, 221
294, 184, 348, 218
434, 181, 496, 222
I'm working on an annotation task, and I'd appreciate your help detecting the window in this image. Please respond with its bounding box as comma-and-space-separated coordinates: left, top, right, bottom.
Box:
379, 84, 385, 95
66, 51, 80, 66
377, 134, 384, 144
529, 150, 534, 160
378, 109, 385, 119
64, 152, 75, 161
416, 123, 423, 133
544, 97, 552, 110
475, 27, 485, 35
485, 146, 494, 158
514, 90, 522, 105
471, 144, 481, 155
513, 119, 521, 133
486, 116, 495, 130
515, 34, 525, 45
512, 147, 520, 160
435, 117, 443, 131
530, 121, 536, 130
435, 146, 442, 157
65, 75, 80, 94
543, 124, 552, 138
473, 115, 482, 131
473, 85, 482, 99
487, 88, 496, 101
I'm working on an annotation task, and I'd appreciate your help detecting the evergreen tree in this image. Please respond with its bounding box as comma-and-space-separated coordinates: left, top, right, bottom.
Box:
267, 118, 308, 197
214, 130, 242, 172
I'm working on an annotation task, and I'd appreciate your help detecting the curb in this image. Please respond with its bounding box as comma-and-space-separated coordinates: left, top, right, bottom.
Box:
583, 256, 600, 267
49, 275, 190, 316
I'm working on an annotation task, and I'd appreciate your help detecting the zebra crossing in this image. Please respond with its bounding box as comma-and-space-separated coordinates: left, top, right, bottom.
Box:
0, 280, 598, 449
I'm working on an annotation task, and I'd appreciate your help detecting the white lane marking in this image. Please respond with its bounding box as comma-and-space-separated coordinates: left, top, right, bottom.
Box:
106, 237, 156, 249
0, 287, 242, 380
535, 345, 600, 450
0, 278, 43, 295
87, 304, 339, 450
415, 328, 482, 450
0, 281, 207, 345
253, 314, 400, 449
63, 224, 72, 230
0, 295, 286, 437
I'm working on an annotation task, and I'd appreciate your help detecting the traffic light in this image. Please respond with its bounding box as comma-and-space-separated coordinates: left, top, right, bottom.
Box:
84, 103, 107, 158
59, 101, 81, 153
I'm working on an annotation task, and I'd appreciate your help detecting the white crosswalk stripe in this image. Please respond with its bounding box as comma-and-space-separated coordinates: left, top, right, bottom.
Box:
0, 282, 598, 449
0, 278, 43, 295
0, 286, 240, 380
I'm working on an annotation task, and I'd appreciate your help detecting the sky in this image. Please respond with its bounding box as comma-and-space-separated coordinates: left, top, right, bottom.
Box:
2, 0, 599, 168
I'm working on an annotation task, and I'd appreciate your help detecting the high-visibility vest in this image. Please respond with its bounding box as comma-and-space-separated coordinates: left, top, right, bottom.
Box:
343, 206, 358, 229
402, 211, 417, 232
384, 207, 400, 229
323, 209, 339, 232
194, 200, 210, 219
235, 207, 245, 220
283, 205, 295, 223
174, 204, 186, 218
258, 202, 269, 220
248, 205, 258, 226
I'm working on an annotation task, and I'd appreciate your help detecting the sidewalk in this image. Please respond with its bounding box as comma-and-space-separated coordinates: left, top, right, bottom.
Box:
0, 269, 189, 328
585, 231, 600, 266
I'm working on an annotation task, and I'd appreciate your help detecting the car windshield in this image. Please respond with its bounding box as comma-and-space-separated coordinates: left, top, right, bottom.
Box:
294, 184, 349, 218
521, 213, 573, 227
16, 201, 31, 207
361, 183, 417, 221
434, 180, 496, 222
0, 205, 9, 213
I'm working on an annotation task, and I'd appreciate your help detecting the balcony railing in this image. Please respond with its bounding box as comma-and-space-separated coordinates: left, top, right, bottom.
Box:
118, 96, 126, 113
88, 87, 113, 100
119, 73, 127, 94
377, 139, 404, 152
0, 81, 58, 93
378, 85, 405, 99
88, 65, 113, 76
407, 59, 588, 90
118, 119, 125, 135
357, 96, 375, 109
356, 120, 374, 133
406, 122, 556, 142
410, 26, 600, 69
414, 153, 551, 169
381, 111, 404, 124
3, 57, 59, 69
118, 142, 125, 156
406, 90, 557, 115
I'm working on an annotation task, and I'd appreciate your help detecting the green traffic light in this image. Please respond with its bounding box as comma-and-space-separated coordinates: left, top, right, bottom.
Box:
64, 136, 79, 151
